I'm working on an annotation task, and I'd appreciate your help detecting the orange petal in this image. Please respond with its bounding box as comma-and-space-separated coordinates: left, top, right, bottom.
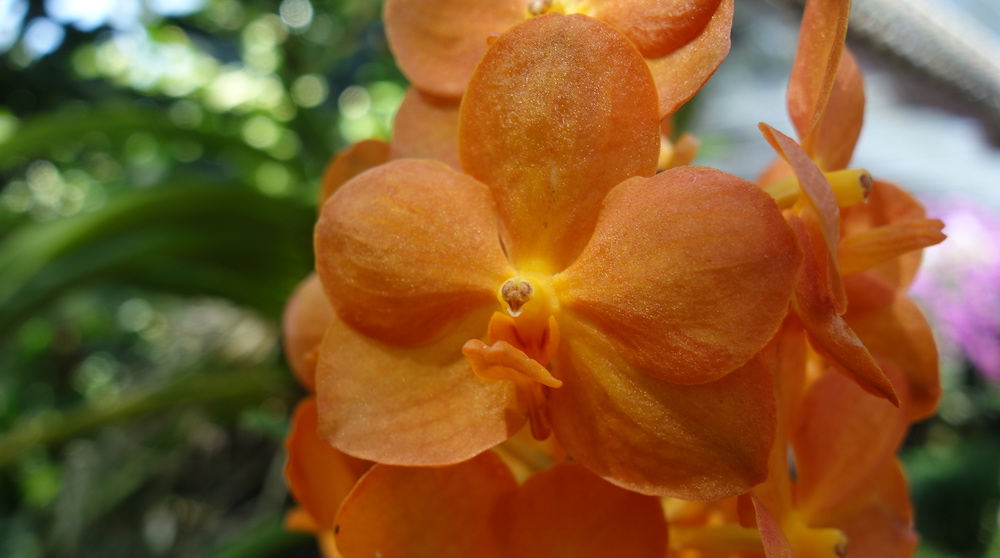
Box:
460, 14, 659, 271
787, 0, 850, 144
593, 0, 723, 59
762, 123, 847, 313
752, 497, 796, 558
805, 48, 865, 170
838, 218, 946, 276
282, 273, 331, 391
790, 218, 899, 406
548, 318, 777, 500
314, 159, 513, 346
318, 139, 390, 209
791, 366, 908, 524
828, 460, 918, 557
284, 397, 372, 531
646, 0, 733, 117
383, 0, 525, 98
753, 319, 808, 523
334, 451, 516, 558
840, 179, 938, 290
391, 87, 461, 170
844, 275, 941, 422
496, 462, 668, 558
284, 507, 318, 533
557, 166, 800, 385
760, 124, 840, 261
316, 311, 524, 466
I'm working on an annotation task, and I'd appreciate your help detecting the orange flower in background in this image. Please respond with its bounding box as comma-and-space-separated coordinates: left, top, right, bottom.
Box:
747, 324, 918, 558
758, 0, 944, 414
313, 14, 801, 499
384, 0, 734, 118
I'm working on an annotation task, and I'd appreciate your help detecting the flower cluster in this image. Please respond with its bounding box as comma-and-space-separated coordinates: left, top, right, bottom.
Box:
281, 0, 945, 555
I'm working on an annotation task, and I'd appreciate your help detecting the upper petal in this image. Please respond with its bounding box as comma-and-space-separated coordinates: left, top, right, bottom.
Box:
645, 0, 734, 118
391, 88, 461, 170
804, 48, 865, 170
316, 310, 525, 466
593, 0, 723, 59
315, 159, 513, 346
787, 0, 851, 145
383, 0, 525, 99
557, 166, 801, 385
548, 317, 777, 500
460, 13, 660, 271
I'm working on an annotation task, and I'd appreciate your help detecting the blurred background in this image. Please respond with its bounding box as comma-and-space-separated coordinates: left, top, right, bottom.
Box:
0, 0, 998, 556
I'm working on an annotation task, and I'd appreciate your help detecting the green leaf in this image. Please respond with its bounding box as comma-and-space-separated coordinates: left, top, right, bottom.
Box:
0, 182, 315, 337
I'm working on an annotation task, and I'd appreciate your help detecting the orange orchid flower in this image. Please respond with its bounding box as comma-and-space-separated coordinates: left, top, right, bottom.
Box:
746, 323, 918, 558
313, 14, 802, 499
384, 0, 734, 118
757, 0, 944, 413
663, 323, 918, 557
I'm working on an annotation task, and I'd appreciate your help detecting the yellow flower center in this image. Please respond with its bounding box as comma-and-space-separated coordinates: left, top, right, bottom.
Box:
462, 271, 562, 439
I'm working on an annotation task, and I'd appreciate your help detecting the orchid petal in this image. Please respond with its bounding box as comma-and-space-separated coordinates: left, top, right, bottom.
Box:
283, 507, 318, 533
383, 0, 525, 99
752, 497, 796, 558
315, 159, 512, 346
549, 318, 776, 500
844, 275, 941, 421
316, 311, 524, 466
762, 123, 847, 313
284, 398, 371, 531
282, 273, 332, 391
460, 13, 659, 271
753, 319, 808, 522
593, 0, 723, 59
830, 460, 918, 558
645, 0, 734, 117
790, 218, 899, 406
318, 139, 390, 209
392, 88, 461, 170
792, 366, 908, 524
334, 451, 516, 558
557, 166, 800, 385
496, 462, 669, 558
840, 180, 939, 290
805, 48, 865, 170
787, 0, 851, 144
838, 218, 947, 276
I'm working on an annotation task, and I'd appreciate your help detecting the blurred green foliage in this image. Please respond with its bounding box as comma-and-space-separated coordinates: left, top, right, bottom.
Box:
0, 0, 405, 556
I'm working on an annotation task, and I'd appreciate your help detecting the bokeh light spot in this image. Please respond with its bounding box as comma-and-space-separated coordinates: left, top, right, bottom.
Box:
290, 74, 327, 108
